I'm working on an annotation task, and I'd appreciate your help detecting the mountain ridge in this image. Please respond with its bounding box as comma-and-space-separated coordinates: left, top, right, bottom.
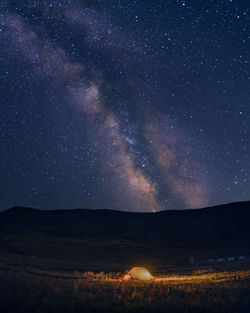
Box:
3, 200, 250, 214
0, 201, 249, 243
0, 201, 249, 271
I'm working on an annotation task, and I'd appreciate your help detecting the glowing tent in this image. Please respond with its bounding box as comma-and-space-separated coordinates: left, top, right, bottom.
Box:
122, 267, 154, 281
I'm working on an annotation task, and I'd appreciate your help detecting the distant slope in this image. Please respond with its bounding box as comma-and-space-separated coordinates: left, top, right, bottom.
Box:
1, 201, 250, 245
0, 202, 249, 271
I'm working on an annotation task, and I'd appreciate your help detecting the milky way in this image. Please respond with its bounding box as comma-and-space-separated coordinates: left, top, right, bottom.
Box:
0, 1, 249, 211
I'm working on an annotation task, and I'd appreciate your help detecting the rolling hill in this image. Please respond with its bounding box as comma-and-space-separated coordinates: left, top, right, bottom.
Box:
0, 201, 249, 271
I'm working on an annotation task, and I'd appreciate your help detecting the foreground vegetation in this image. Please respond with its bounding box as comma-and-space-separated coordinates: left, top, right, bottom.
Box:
0, 205, 249, 312
0, 265, 249, 313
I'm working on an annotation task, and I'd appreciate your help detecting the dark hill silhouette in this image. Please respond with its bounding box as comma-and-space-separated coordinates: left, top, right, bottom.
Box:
0, 201, 249, 271
1, 202, 250, 244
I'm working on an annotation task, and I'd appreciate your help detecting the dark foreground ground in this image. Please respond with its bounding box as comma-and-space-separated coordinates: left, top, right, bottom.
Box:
0, 262, 249, 313
0, 202, 249, 312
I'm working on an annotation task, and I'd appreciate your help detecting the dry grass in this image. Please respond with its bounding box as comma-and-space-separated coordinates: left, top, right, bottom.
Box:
0, 264, 249, 313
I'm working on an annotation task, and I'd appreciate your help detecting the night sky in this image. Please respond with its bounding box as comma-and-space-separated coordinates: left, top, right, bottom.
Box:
0, 0, 249, 212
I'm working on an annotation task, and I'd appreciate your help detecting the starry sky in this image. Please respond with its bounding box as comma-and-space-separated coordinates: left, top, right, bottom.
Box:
0, 0, 249, 212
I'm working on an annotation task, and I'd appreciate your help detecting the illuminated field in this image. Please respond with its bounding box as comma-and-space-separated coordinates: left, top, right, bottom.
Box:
0, 264, 249, 313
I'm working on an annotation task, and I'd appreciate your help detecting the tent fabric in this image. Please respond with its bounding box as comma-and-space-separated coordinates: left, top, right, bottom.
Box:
122, 267, 154, 281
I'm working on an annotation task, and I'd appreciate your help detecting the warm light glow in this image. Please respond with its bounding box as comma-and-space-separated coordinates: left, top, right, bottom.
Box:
122, 267, 154, 281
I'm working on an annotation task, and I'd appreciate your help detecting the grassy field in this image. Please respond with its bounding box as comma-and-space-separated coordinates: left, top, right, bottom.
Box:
0, 263, 249, 313
0, 205, 249, 312
1, 230, 249, 273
